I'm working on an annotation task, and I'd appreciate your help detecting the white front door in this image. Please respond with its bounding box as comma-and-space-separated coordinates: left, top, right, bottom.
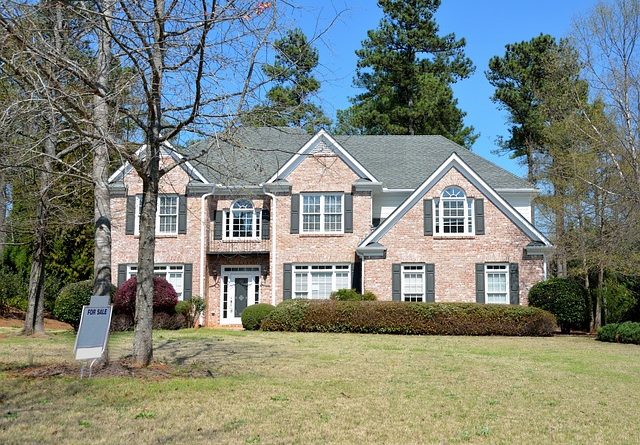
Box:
220, 267, 260, 325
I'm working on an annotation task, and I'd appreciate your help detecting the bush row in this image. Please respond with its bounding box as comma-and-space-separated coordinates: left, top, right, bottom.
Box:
597, 322, 640, 345
261, 300, 556, 336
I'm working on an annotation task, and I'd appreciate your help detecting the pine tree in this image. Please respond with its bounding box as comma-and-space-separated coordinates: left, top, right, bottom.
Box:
246, 28, 329, 133
336, 0, 476, 147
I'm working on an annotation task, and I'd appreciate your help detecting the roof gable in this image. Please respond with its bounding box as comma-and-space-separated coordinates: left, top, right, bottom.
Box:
359, 153, 552, 247
267, 129, 377, 183
108, 142, 209, 184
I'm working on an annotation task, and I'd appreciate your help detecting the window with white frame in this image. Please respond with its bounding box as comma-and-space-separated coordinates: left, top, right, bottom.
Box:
127, 264, 185, 300
134, 195, 179, 235
224, 199, 261, 239
301, 193, 343, 233
402, 264, 425, 302
434, 186, 474, 235
293, 264, 350, 299
485, 264, 509, 304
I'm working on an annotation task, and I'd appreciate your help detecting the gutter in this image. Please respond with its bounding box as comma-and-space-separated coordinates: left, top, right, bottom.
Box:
262, 186, 277, 306
200, 187, 216, 321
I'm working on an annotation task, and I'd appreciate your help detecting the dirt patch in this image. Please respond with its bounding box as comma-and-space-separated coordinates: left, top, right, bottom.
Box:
0, 308, 72, 330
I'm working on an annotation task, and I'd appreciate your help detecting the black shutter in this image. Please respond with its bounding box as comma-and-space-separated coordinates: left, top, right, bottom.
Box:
424, 199, 433, 236
476, 263, 485, 303
425, 263, 435, 302
214, 210, 223, 240
290, 194, 299, 234
352, 260, 362, 293
509, 263, 520, 305
125, 196, 136, 235
475, 199, 485, 235
392, 263, 401, 301
261, 209, 270, 240
344, 194, 353, 233
117, 264, 127, 287
283, 263, 292, 300
178, 196, 187, 234
183, 263, 193, 300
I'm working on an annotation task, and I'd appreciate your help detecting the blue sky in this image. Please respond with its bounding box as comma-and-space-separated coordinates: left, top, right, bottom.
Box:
283, 0, 603, 179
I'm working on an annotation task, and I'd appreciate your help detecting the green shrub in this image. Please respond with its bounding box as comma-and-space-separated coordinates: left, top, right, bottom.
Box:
261, 301, 556, 336
0, 268, 27, 314
175, 296, 206, 328
528, 278, 589, 333
603, 279, 637, 323
330, 289, 377, 301
597, 321, 640, 345
241, 303, 276, 330
53, 280, 116, 331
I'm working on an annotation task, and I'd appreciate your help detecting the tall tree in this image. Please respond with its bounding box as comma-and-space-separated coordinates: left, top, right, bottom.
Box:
336, 0, 476, 146
245, 28, 329, 133
486, 34, 563, 184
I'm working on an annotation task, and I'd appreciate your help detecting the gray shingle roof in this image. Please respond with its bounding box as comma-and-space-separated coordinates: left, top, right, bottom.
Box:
183, 127, 532, 190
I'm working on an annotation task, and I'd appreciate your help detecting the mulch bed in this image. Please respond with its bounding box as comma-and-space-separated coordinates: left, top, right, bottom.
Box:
11, 359, 181, 379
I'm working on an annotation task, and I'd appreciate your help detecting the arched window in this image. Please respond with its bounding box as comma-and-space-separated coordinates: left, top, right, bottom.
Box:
434, 186, 474, 235
225, 199, 261, 239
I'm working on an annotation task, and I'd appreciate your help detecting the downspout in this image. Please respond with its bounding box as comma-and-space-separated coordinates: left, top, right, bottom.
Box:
200, 187, 216, 322
357, 252, 365, 293
263, 188, 277, 305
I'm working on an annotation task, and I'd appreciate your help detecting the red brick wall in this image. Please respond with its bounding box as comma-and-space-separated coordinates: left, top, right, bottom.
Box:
364, 168, 543, 304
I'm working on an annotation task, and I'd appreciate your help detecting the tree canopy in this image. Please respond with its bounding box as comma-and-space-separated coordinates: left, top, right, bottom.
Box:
336, 0, 476, 147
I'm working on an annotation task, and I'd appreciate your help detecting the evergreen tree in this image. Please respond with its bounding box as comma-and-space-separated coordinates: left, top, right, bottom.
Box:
336, 0, 476, 147
246, 28, 330, 133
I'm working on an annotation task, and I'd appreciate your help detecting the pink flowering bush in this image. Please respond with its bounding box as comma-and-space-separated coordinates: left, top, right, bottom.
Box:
114, 276, 179, 315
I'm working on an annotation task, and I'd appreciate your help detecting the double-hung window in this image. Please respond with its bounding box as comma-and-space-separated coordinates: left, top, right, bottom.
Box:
134, 195, 179, 235
485, 264, 509, 304
293, 264, 350, 299
301, 193, 343, 233
224, 199, 261, 239
127, 264, 185, 300
402, 264, 425, 302
434, 186, 474, 235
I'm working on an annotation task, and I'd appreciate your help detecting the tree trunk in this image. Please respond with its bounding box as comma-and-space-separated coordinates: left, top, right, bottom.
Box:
93, 0, 113, 298
23, 120, 54, 335
0, 171, 6, 254
593, 264, 604, 331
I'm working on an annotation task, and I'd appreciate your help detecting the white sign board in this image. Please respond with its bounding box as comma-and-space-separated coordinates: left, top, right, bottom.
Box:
74, 305, 113, 360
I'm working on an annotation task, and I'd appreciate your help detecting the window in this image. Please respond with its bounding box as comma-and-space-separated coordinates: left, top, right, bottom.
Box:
402, 264, 425, 302
434, 186, 474, 235
127, 264, 185, 300
485, 264, 509, 304
293, 264, 350, 299
301, 194, 343, 233
134, 195, 179, 235
224, 200, 261, 239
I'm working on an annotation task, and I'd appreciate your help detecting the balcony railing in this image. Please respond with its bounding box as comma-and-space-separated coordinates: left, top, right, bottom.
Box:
208, 222, 270, 254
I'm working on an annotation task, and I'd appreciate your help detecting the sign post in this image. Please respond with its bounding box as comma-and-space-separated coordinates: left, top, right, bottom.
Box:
73, 300, 113, 378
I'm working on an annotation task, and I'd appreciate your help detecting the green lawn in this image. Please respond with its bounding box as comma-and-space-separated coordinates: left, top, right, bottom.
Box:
1, 328, 639, 444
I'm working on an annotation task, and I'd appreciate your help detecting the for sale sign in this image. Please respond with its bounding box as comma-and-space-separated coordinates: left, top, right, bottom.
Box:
73, 305, 112, 360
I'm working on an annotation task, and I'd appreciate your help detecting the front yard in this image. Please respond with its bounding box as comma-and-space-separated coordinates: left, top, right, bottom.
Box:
1, 328, 639, 444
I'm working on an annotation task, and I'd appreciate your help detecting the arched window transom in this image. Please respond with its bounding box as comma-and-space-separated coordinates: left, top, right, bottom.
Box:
225, 199, 261, 239
434, 186, 474, 235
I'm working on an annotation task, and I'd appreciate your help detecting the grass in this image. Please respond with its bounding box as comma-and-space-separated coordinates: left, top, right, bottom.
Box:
1, 327, 640, 444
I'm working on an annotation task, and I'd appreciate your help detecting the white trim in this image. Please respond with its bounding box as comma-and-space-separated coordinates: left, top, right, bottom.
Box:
222, 200, 261, 240
127, 263, 185, 301
292, 264, 351, 299
433, 187, 475, 236
401, 264, 426, 302
134, 195, 179, 236
300, 193, 344, 234
266, 129, 377, 183
359, 153, 553, 247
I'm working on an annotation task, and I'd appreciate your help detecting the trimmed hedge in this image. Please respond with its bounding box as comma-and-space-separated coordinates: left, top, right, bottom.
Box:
330, 289, 377, 301
241, 303, 276, 330
528, 278, 589, 333
597, 322, 640, 345
53, 280, 116, 331
261, 300, 556, 336
114, 276, 178, 315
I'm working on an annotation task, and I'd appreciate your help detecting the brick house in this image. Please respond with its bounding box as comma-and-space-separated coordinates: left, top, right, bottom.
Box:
108, 127, 553, 327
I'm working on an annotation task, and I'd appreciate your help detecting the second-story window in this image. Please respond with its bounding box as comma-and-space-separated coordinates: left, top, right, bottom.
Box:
434, 186, 474, 235
301, 193, 343, 233
224, 199, 261, 239
134, 195, 179, 236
